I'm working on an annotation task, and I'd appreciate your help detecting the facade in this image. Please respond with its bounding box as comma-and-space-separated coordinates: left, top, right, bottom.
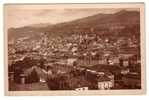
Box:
97, 79, 113, 90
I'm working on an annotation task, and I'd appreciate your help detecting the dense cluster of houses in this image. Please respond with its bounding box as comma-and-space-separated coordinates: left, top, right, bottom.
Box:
8, 32, 141, 90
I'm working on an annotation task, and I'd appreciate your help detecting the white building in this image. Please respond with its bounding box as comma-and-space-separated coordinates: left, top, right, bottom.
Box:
97, 76, 113, 90
98, 81, 113, 90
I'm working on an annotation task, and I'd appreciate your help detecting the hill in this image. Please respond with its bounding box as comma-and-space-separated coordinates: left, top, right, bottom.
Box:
8, 10, 140, 41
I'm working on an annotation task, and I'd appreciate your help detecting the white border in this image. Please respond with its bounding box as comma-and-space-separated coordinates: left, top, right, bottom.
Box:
4, 3, 146, 96
0, 0, 149, 99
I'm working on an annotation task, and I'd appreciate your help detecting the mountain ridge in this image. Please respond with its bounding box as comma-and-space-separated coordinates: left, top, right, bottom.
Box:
8, 10, 140, 41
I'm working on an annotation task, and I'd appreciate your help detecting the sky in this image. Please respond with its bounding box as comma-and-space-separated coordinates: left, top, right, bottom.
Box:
4, 4, 139, 29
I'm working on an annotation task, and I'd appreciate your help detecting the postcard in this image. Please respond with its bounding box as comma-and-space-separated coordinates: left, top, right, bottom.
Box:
4, 3, 146, 95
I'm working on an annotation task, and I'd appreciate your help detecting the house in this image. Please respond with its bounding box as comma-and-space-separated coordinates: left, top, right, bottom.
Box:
97, 76, 113, 90
106, 72, 115, 87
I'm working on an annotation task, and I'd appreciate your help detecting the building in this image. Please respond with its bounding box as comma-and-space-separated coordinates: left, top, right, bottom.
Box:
97, 76, 113, 90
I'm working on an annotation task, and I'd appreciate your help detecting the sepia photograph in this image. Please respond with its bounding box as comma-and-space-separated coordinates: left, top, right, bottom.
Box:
4, 3, 145, 95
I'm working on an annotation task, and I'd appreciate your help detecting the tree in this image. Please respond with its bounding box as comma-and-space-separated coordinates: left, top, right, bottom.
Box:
26, 68, 39, 83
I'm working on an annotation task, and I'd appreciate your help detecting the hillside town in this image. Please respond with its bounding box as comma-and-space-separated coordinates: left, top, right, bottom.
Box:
8, 30, 141, 91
